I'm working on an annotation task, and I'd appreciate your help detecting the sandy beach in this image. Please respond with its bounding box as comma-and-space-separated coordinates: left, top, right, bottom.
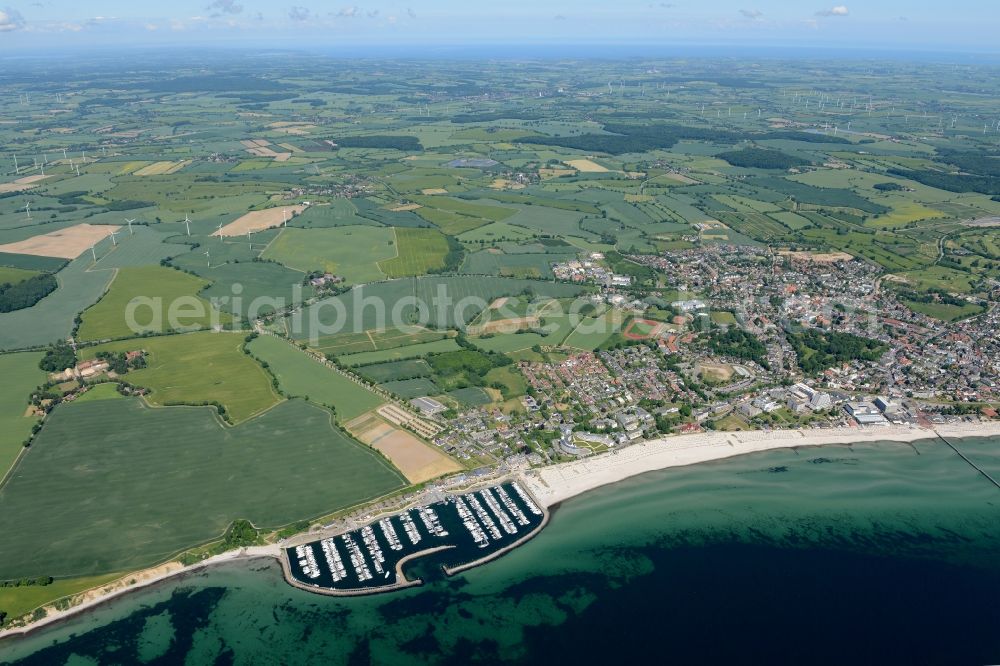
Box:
522, 422, 1000, 508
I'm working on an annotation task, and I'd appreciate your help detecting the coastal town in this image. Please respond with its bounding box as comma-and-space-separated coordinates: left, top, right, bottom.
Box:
418, 243, 998, 468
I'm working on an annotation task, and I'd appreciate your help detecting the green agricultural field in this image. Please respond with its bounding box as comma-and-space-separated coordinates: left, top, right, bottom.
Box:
378, 378, 441, 399
0, 266, 40, 285
458, 221, 538, 243
340, 339, 462, 366
88, 226, 195, 270
247, 334, 384, 421
446, 387, 493, 407
354, 359, 434, 383
0, 398, 406, 579
296, 276, 586, 338
0, 352, 44, 476
195, 261, 315, 320
73, 382, 125, 403
312, 327, 449, 355
412, 196, 517, 222
416, 206, 489, 235
898, 265, 978, 294
472, 332, 551, 353
81, 332, 279, 423
77, 266, 230, 341
379, 228, 450, 277
0, 256, 115, 351
562, 311, 625, 350
503, 206, 594, 240
101, 175, 278, 214
262, 226, 395, 283
461, 249, 559, 278
0, 252, 67, 273
902, 300, 985, 322
484, 365, 527, 398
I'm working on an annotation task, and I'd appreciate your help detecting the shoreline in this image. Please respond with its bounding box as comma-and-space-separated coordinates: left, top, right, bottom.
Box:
521, 422, 1000, 509
2, 421, 998, 640
0, 546, 282, 642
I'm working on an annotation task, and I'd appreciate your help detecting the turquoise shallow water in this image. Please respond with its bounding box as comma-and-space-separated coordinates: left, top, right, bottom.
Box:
3, 436, 999, 665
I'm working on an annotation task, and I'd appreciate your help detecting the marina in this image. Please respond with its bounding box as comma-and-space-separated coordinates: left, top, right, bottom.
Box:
283, 482, 547, 595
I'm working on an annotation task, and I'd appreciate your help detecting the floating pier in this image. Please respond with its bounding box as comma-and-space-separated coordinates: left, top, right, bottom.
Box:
281, 482, 548, 596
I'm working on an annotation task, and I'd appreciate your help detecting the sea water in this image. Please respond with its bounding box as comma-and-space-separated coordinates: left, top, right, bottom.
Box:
3, 436, 999, 665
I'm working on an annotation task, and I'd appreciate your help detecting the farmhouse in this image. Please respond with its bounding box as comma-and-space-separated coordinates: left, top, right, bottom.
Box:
309, 273, 343, 288
75, 359, 109, 379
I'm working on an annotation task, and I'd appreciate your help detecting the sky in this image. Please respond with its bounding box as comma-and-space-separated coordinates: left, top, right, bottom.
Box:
0, 1, 996, 53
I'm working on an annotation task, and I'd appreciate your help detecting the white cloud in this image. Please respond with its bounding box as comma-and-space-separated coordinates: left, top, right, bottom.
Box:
288, 6, 310, 21
816, 5, 849, 17
739, 9, 763, 20
0, 8, 25, 32
336, 5, 359, 18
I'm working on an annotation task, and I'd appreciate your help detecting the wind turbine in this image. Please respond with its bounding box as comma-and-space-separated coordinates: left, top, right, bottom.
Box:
282, 209, 288, 227
24, 201, 31, 219
125, 218, 135, 235
109, 229, 119, 246
90, 246, 97, 262
247, 229, 253, 250
217, 222, 224, 240
12, 154, 18, 175
204, 249, 211, 267
39, 162, 45, 177
183, 214, 191, 236
62, 148, 67, 160
74, 164, 81, 177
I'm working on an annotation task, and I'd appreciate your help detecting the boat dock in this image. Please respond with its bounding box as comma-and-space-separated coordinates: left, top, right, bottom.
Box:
282, 481, 548, 596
